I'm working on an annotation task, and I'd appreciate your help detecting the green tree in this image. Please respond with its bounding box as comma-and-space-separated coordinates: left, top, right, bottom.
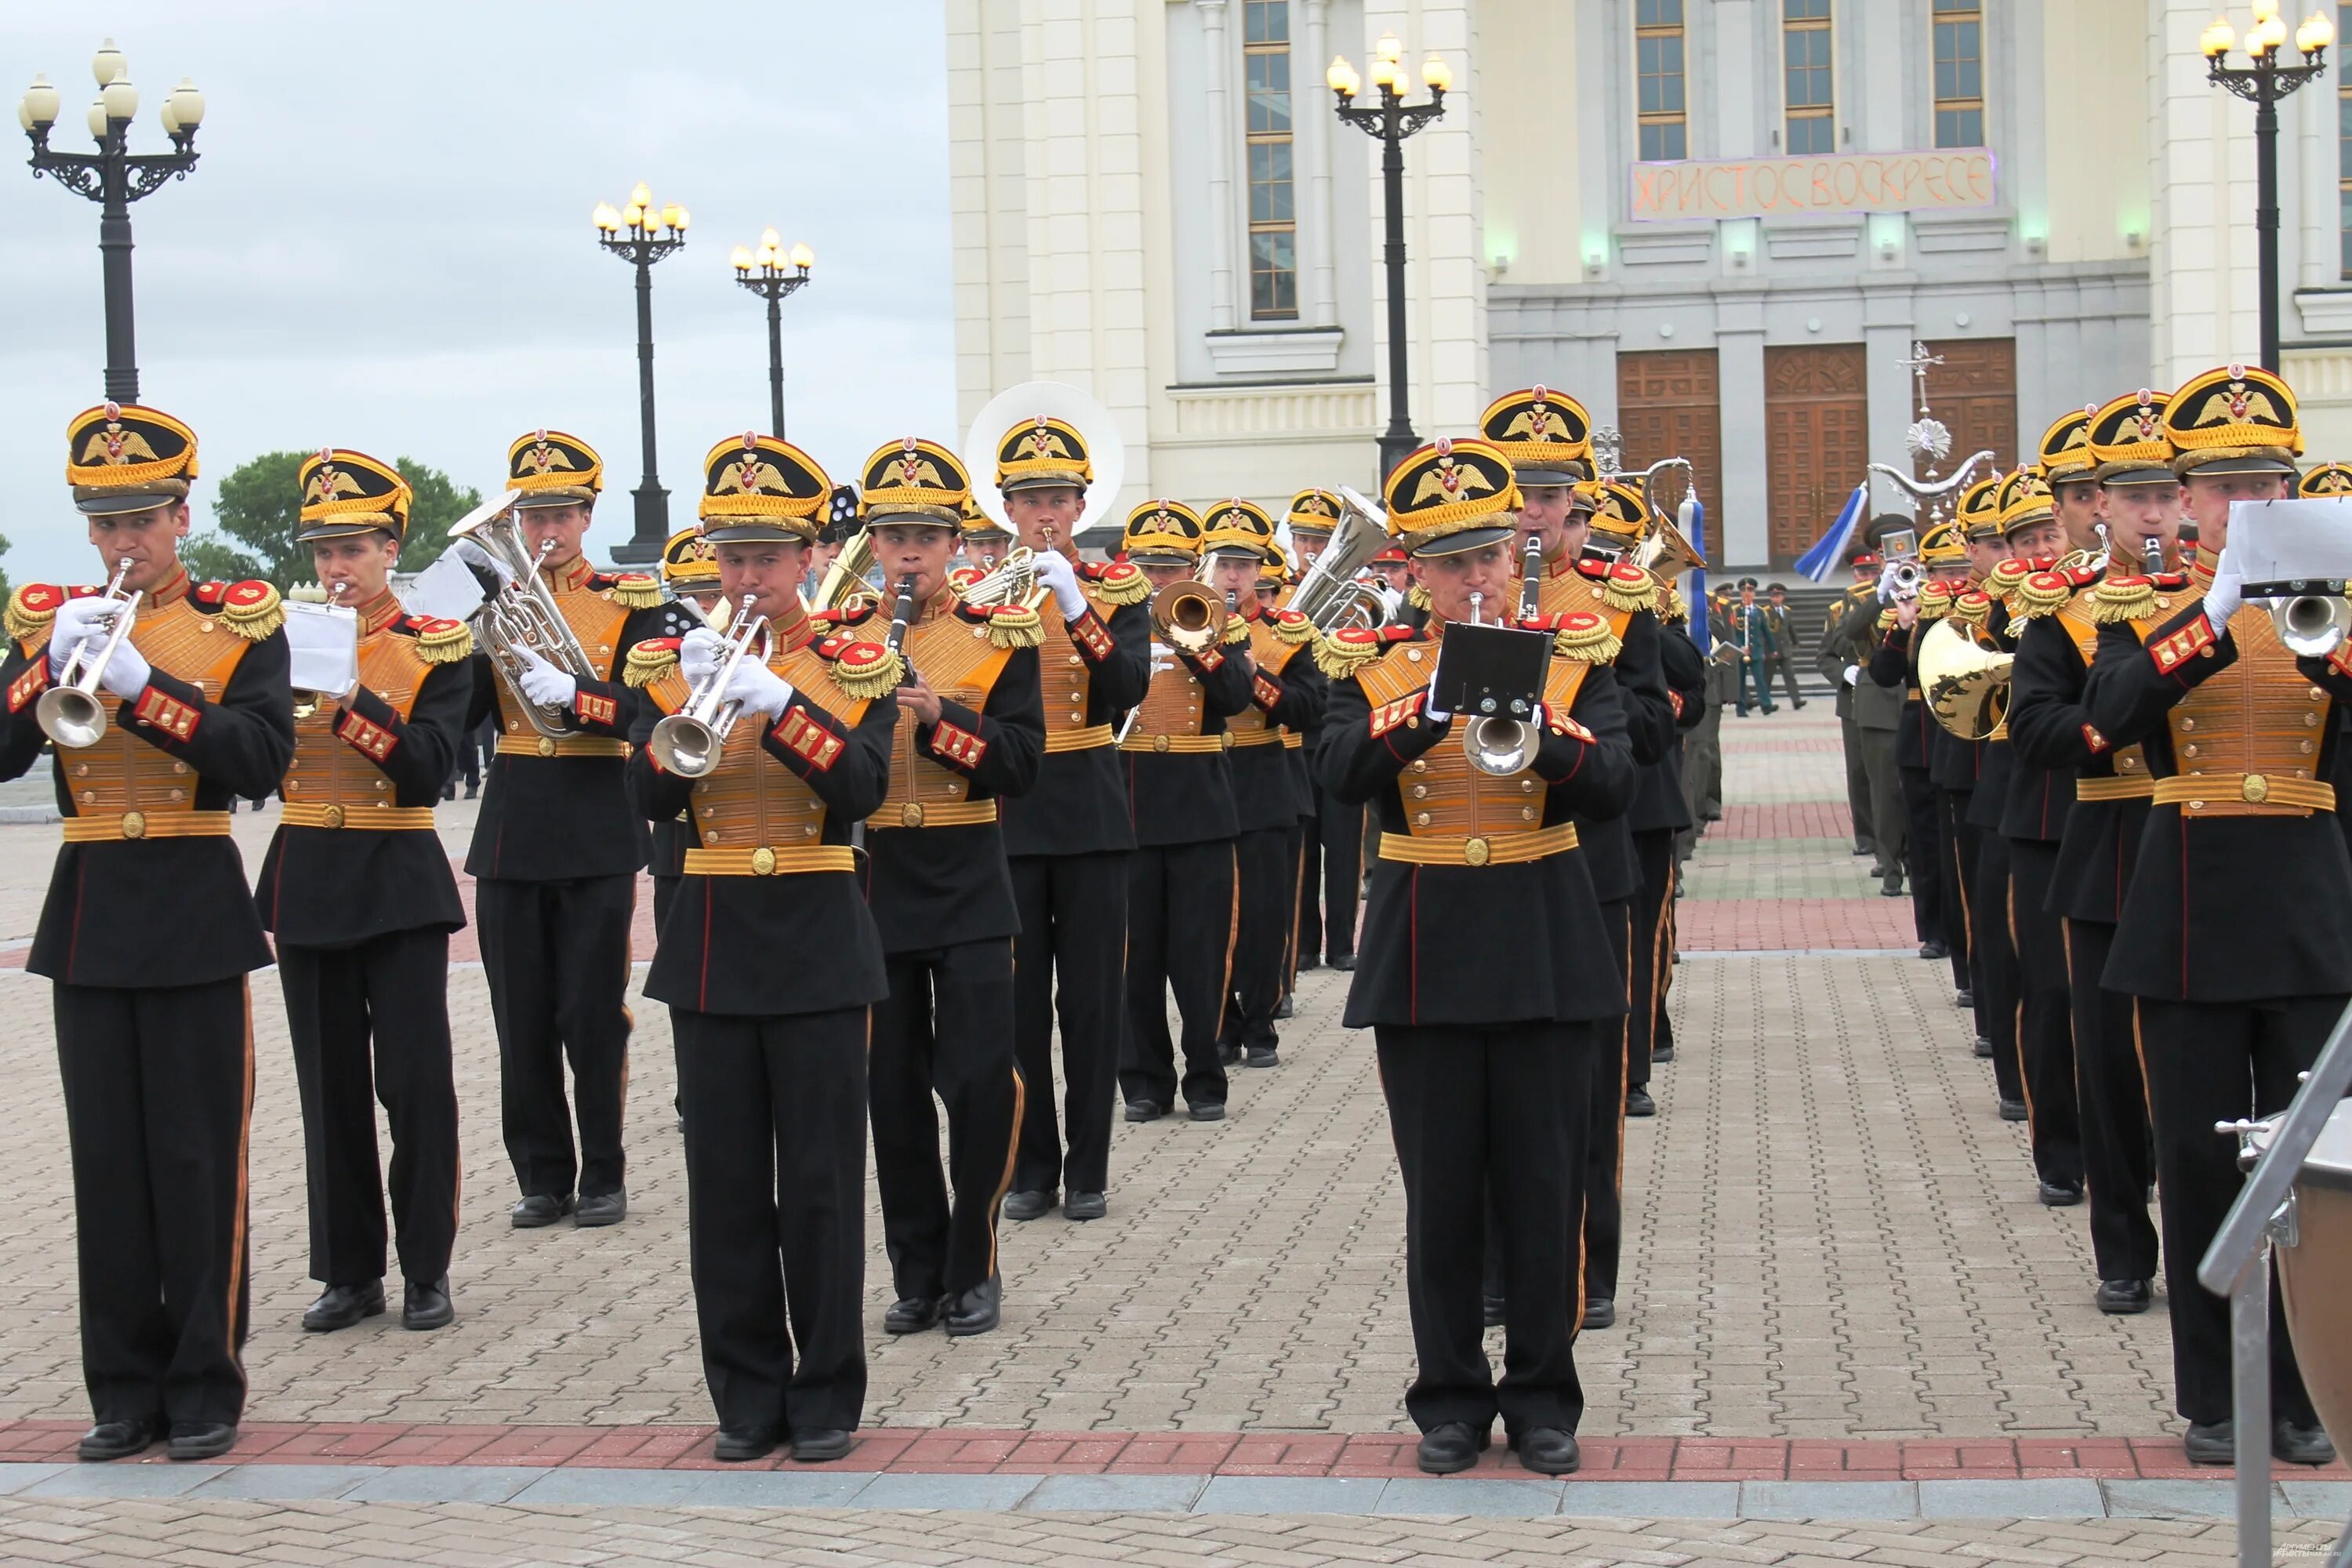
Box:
183, 450, 477, 589
393, 459, 481, 572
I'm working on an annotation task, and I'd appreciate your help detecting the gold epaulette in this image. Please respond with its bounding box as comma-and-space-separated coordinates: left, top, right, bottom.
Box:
1315, 624, 1388, 680
405, 616, 474, 663
2091, 575, 2159, 625
622, 640, 681, 688
213, 580, 285, 641
978, 601, 1044, 650
1597, 562, 1657, 615
1271, 608, 1317, 645
1552, 611, 1623, 664
1221, 614, 1253, 648
1877, 607, 1900, 632
1947, 591, 1991, 627
1406, 583, 1432, 612
4, 584, 65, 642
2006, 572, 2075, 622
601, 572, 663, 610
820, 636, 905, 702
1087, 561, 1149, 607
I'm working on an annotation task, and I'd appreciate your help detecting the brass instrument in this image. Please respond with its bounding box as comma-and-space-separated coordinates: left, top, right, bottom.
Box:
647, 593, 774, 779
1289, 486, 1390, 632
36, 558, 140, 749
815, 528, 879, 612
287, 581, 357, 721
1459, 592, 1543, 777
2270, 593, 2352, 658
448, 502, 596, 739
1917, 614, 2013, 740
1150, 553, 1228, 655
959, 545, 1048, 610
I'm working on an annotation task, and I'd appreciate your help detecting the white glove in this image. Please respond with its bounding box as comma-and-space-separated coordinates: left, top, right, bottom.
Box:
46, 597, 122, 680
720, 657, 794, 720
2203, 549, 2242, 637
1842, 664, 1860, 688
512, 644, 578, 712
679, 627, 728, 687
96, 634, 151, 702
1032, 550, 1086, 619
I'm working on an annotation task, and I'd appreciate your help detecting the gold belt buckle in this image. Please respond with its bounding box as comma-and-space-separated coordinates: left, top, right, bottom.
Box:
1464, 836, 1491, 867
1152, 735, 1170, 753
1221, 731, 1234, 749
536, 736, 556, 757
2243, 774, 2270, 804
902, 802, 926, 828
750, 847, 777, 876
120, 810, 146, 840
321, 804, 346, 829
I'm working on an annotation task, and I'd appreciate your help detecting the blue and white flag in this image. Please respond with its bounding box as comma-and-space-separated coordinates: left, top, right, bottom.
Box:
1682, 495, 1709, 655
1794, 481, 1869, 584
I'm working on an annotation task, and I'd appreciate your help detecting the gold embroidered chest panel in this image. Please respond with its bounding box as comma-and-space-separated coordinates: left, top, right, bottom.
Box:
283, 631, 430, 817
2167, 604, 2334, 816
688, 645, 868, 851
58, 595, 252, 821
1226, 621, 1304, 743
2056, 596, 2147, 782
847, 608, 1013, 815
1361, 641, 1592, 839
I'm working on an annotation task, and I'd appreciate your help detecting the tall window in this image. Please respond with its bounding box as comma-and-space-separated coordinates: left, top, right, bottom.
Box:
1636, 0, 1687, 162
1933, 0, 1984, 148
2340, 5, 2351, 274
1244, 0, 1297, 320
1783, 0, 1834, 154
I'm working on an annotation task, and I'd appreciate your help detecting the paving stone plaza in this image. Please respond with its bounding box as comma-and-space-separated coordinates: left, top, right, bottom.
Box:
0, 709, 2343, 1564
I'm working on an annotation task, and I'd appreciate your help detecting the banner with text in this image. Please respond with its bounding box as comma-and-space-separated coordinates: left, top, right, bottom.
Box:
1628, 150, 1997, 223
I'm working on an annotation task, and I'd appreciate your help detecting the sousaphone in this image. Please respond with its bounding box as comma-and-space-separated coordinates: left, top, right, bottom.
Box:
957, 379, 1130, 546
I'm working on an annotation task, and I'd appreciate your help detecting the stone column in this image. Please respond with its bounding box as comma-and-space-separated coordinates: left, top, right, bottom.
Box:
1200, 0, 1239, 332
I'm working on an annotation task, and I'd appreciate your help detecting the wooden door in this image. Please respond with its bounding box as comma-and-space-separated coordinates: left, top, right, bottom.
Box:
1763, 344, 1869, 569
1615, 350, 1724, 562
1919, 337, 2017, 481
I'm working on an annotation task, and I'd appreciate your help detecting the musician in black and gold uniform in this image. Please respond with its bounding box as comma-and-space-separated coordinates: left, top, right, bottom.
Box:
2086, 365, 2340, 1467
257, 449, 472, 1338
651, 528, 725, 938
467, 431, 679, 1231
1317, 435, 1636, 1478
829, 439, 1044, 1341
1286, 488, 1363, 975
0, 403, 293, 1461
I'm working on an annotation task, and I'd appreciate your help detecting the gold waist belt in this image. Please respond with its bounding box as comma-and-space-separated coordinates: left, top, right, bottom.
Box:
281, 802, 438, 831
2073, 776, 2154, 802
1120, 731, 1231, 755
1282, 732, 1303, 749
2151, 774, 2336, 814
63, 811, 233, 843
1227, 728, 1284, 749
496, 735, 632, 760
1044, 723, 1116, 754
1378, 822, 1580, 868
683, 844, 856, 877
869, 799, 999, 829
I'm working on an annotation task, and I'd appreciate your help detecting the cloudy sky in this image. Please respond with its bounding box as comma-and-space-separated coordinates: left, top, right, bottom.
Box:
1, 2, 952, 585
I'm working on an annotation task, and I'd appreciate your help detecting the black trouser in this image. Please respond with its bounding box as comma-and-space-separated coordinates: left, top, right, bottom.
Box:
1009, 851, 1127, 1197
478, 874, 636, 1202
1582, 898, 1635, 1305
1900, 764, 1942, 944
1297, 783, 1362, 964
1841, 713, 1874, 853
279, 929, 459, 1290
1378, 1021, 1594, 1438
2061, 919, 2159, 1285
674, 1006, 868, 1436
1861, 728, 1904, 881
871, 939, 1022, 1302
1280, 821, 1305, 999
2005, 840, 2082, 1189
1119, 838, 1237, 1112
55, 978, 254, 1430
1939, 789, 1976, 994
1220, 826, 1293, 1054
2132, 993, 2338, 1427
1628, 829, 1676, 1091
1969, 825, 2022, 1105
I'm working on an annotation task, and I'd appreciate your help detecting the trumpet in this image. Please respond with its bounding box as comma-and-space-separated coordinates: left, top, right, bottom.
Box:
1150, 554, 1229, 655
38, 559, 141, 749
647, 594, 774, 778
1458, 591, 1543, 778
290, 581, 353, 721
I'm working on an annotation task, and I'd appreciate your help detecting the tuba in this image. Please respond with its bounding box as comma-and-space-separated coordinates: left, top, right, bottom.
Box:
36, 558, 140, 749
1918, 615, 2013, 740
1288, 486, 1391, 633
442, 495, 597, 738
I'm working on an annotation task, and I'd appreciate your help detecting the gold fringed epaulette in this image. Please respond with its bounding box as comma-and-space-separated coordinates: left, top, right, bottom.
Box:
826, 638, 905, 702
982, 603, 1044, 650
1222, 614, 1254, 648
1661, 587, 1688, 626
1552, 611, 1623, 665
1947, 590, 1992, 627
2006, 572, 2074, 622
1314, 625, 1385, 681
1087, 560, 1149, 607
4, 584, 65, 643
1406, 583, 1431, 612
1271, 608, 1317, 645
217, 580, 285, 641
602, 572, 663, 610
622, 638, 681, 688
2091, 575, 2158, 625
1877, 607, 1900, 633
406, 615, 476, 663
1598, 562, 1658, 615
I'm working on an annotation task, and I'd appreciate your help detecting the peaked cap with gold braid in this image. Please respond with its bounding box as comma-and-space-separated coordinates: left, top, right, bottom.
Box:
2087, 388, 2174, 486
2165, 363, 2301, 475
697, 432, 831, 543
1120, 499, 1205, 565
1956, 474, 2005, 543
1479, 386, 1594, 485
1384, 438, 1520, 557
67, 402, 198, 515
505, 429, 603, 508
1286, 487, 1345, 536
1920, 517, 1969, 567
1202, 497, 1278, 560
1584, 480, 1650, 546
995, 414, 1092, 493
2035, 405, 2097, 485
1994, 467, 2054, 535
859, 437, 971, 528
2300, 461, 2352, 498
296, 448, 411, 544
661, 527, 720, 589
960, 492, 1011, 540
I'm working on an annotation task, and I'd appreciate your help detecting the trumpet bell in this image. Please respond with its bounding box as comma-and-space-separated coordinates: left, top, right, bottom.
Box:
2270, 595, 2352, 658
1152, 579, 1227, 655
1918, 615, 2014, 741
648, 713, 724, 779
35, 685, 111, 750
1463, 715, 1540, 777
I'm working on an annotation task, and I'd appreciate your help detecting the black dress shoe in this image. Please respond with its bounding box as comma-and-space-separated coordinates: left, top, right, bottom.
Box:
1328, 953, 1356, 971
1003, 1189, 1055, 1222
1246, 1045, 1279, 1069
1512, 1427, 1581, 1475
575, 1189, 627, 1227
76, 1417, 162, 1461
945, 1276, 1002, 1338
1217, 1042, 1243, 1066
2275, 1420, 2337, 1465
1955, 986, 1974, 1008
1880, 873, 1904, 898
1998, 1098, 2029, 1122
2183, 1419, 2234, 1465
1625, 1089, 1657, 1118
1123, 1098, 1165, 1123
1853, 844, 1874, 857
2096, 1279, 2153, 1315
884, 1295, 946, 1334
1297, 954, 1323, 973
1272, 995, 1294, 1021
402, 1276, 454, 1331
1482, 1294, 1505, 1328
441, 783, 457, 801
1651, 1044, 1674, 1064
510, 1192, 574, 1229
1581, 1297, 1616, 1330
1064, 1192, 1106, 1221
2038, 1179, 2085, 1207
713, 1425, 779, 1462
1414, 1421, 1490, 1475
791, 1428, 855, 1463
302, 1279, 385, 1333
464, 783, 477, 800
169, 1423, 237, 1461
1188, 1101, 1227, 1122
1919, 939, 1949, 961
1973, 1036, 1995, 1059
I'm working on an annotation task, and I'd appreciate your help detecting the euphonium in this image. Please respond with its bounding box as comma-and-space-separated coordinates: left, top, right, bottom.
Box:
447, 506, 597, 739
1459, 591, 1543, 778
960, 545, 1047, 610
36, 558, 140, 750
1150, 554, 1228, 655
647, 594, 775, 779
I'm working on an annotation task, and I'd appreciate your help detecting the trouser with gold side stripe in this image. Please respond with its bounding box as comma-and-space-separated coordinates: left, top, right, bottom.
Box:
1297, 782, 1363, 964
2005, 840, 2082, 1192
2133, 993, 2338, 1428
1581, 898, 1635, 1306
871, 938, 1022, 1303
1219, 826, 1294, 1056
674, 1004, 869, 1436
54, 977, 253, 1429
1119, 839, 1238, 1113
1969, 826, 2022, 1108
1379, 1021, 1595, 1438
1628, 829, 1677, 1092
1009, 851, 1128, 1198
279, 927, 459, 1291
2060, 918, 2158, 1287
478, 873, 636, 1204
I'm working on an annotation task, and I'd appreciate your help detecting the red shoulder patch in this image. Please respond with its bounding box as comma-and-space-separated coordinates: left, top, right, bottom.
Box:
191, 579, 228, 604
1574, 558, 1611, 580
637, 636, 682, 655
1606, 562, 1649, 586
835, 640, 889, 670
225, 579, 274, 608
16, 585, 64, 614
1559, 611, 1606, 634
1274, 609, 1311, 630
403, 615, 465, 636
1332, 626, 1380, 651
1378, 624, 1419, 643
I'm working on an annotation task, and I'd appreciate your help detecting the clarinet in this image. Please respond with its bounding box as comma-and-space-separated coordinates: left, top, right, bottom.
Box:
2142, 533, 2165, 576
1518, 530, 1545, 622
887, 572, 920, 687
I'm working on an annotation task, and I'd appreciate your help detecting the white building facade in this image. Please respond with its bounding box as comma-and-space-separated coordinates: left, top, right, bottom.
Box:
949, 1, 2343, 570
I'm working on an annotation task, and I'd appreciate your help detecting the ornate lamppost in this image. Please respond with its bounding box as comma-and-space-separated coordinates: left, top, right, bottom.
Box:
593, 184, 688, 564
2200, 4, 2333, 373
729, 230, 815, 439
19, 39, 205, 403
1328, 33, 1452, 484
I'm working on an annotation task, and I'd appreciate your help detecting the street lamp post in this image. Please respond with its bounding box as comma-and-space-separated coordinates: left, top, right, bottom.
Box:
1329, 34, 1452, 485
18, 40, 205, 404
729, 231, 815, 439
593, 183, 689, 564
2201, 4, 2333, 374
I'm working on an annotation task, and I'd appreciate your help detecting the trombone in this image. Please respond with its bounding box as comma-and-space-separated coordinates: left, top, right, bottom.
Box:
38, 558, 140, 750
647, 594, 774, 779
